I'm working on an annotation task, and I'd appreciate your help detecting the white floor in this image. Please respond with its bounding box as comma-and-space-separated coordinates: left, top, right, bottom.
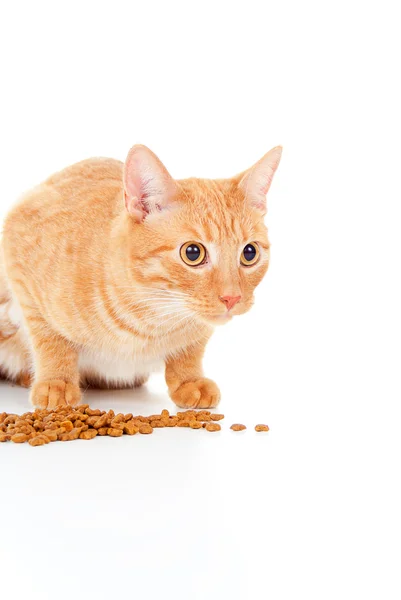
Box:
1, 344, 400, 599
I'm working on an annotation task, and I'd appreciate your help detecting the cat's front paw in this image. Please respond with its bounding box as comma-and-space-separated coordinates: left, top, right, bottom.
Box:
30, 380, 82, 409
170, 378, 221, 409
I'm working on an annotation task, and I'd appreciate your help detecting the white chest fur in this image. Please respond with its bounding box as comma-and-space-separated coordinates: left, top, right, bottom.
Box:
78, 347, 164, 383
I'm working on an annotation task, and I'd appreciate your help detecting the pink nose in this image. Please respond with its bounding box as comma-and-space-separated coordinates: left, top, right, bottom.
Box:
219, 295, 241, 311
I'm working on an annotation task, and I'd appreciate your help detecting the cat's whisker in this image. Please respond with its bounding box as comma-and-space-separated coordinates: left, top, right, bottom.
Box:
147, 313, 190, 335
120, 299, 185, 310
118, 291, 190, 301
142, 305, 191, 325
141, 305, 193, 330
122, 302, 187, 315
134, 292, 191, 301
95, 291, 190, 328
94, 295, 179, 311
161, 310, 195, 337
141, 309, 187, 328
111, 283, 190, 296
117, 295, 189, 306
119, 295, 187, 305
137, 309, 194, 347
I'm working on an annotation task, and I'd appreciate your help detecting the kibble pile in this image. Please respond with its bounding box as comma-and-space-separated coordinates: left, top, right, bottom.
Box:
0, 405, 269, 446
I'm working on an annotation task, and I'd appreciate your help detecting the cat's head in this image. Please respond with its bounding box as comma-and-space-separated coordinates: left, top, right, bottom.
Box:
122, 144, 281, 326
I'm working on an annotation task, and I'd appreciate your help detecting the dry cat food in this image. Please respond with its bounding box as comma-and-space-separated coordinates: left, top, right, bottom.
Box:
204, 423, 221, 432
0, 406, 225, 445
1, 406, 269, 445
255, 424, 270, 432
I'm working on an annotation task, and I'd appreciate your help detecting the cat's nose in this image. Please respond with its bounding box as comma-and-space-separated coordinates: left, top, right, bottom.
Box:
219, 295, 242, 311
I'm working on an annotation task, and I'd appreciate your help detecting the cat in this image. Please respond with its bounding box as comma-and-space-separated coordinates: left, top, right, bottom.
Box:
0, 144, 282, 409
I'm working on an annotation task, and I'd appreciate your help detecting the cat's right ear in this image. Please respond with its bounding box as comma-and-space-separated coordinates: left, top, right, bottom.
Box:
123, 145, 177, 222
236, 146, 282, 216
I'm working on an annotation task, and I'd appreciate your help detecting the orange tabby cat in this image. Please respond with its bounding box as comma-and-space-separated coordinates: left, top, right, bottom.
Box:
0, 145, 281, 408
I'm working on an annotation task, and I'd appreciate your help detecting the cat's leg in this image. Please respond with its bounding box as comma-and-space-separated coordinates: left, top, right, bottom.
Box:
134, 374, 149, 388
0, 328, 32, 385
0, 296, 32, 385
26, 314, 81, 408
165, 342, 220, 409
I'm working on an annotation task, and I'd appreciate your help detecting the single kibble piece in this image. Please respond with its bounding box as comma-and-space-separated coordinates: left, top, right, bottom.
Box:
97, 427, 108, 436
177, 411, 196, 420
107, 428, 123, 437
60, 420, 73, 432
177, 420, 191, 427
15, 418, 31, 427
123, 421, 139, 435
59, 428, 81, 441
69, 428, 82, 440
66, 413, 79, 422
37, 434, 51, 444
3, 415, 17, 425
53, 427, 66, 436
139, 424, 153, 434
210, 414, 224, 421
255, 424, 269, 432
42, 430, 59, 442
59, 431, 77, 442
197, 411, 211, 418
189, 421, 202, 429
110, 422, 125, 431
205, 423, 221, 432
93, 414, 108, 429
133, 415, 150, 423
44, 422, 60, 431
161, 409, 169, 419
11, 433, 28, 443
151, 420, 165, 428
29, 436, 47, 447
85, 408, 102, 416
197, 413, 211, 421
80, 429, 98, 440
112, 413, 125, 424
230, 424, 247, 431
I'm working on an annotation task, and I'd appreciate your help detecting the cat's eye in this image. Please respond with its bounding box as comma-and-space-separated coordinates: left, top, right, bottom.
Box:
240, 243, 260, 266
180, 242, 207, 266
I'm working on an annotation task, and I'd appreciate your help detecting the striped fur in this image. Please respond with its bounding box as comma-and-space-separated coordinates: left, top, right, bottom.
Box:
0, 145, 281, 408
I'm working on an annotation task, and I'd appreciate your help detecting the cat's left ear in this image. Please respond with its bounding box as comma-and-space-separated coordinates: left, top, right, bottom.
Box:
237, 146, 282, 215
123, 145, 177, 222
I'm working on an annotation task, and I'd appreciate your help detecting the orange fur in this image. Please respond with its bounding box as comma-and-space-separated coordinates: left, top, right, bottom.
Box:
0, 145, 281, 408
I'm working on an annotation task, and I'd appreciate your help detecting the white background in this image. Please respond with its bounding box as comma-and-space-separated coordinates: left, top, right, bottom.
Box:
1, 1, 400, 599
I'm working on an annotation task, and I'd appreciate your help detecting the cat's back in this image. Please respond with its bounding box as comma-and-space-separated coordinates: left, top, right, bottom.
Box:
3, 157, 124, 239
44, 157, 123, 193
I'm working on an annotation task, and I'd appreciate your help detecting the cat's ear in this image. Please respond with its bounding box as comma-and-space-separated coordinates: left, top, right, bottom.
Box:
237, 146, 282, 215
123, 145, 177, 222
